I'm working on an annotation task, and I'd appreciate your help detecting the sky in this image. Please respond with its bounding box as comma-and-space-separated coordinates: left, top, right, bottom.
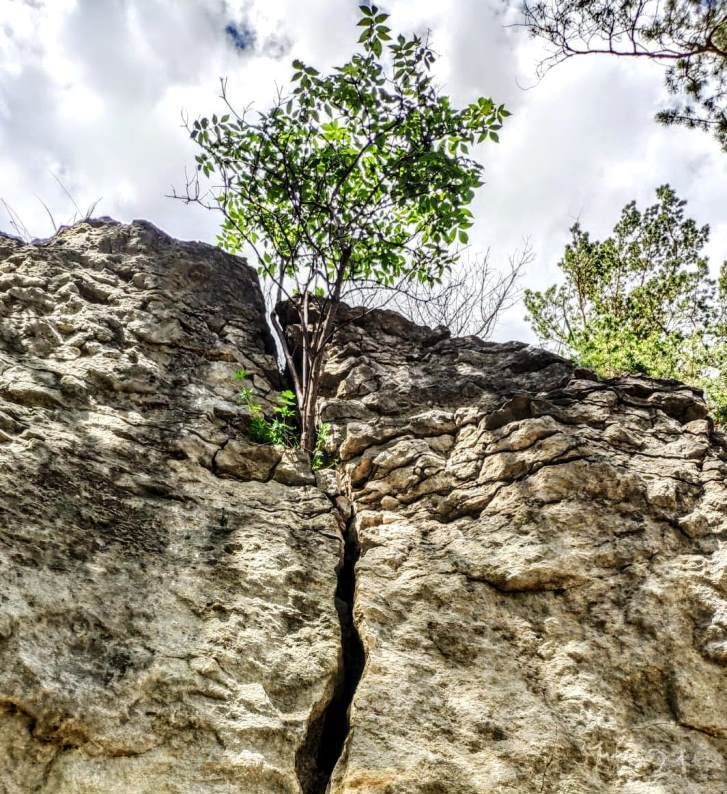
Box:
1, 0, 725, 342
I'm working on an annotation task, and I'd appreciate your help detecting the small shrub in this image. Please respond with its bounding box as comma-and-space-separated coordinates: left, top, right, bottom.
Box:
311, 422, 333, 471
234, 369, 333, 462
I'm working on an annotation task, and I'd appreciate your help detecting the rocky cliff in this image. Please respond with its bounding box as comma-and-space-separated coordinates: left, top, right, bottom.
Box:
0, 219, 725, 793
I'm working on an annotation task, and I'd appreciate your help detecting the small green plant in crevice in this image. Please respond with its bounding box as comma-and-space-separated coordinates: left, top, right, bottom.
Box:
234, 368, 297, 447
234, 369, 334, 469
311, 422, 333, 472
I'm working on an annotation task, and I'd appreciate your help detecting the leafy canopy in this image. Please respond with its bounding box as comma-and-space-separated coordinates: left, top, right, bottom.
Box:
525, 185, 726, 423
190, 4, 508, 295
184, 4, 508, 450
521, 0, 727, 151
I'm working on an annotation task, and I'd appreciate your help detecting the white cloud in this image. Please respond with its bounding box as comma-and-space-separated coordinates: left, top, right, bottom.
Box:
0, 0, 724, 342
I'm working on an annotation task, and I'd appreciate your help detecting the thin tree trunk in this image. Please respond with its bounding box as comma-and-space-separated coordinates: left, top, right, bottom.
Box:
300, 390, 317, 452
299, 301, 341, 451
300, 349, 327, 450
295, 249, 350, 452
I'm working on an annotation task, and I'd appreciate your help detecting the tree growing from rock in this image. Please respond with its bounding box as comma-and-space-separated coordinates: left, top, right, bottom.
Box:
520, 0, 727, 150
177, 5, 509, 450
525, 184, 726, 423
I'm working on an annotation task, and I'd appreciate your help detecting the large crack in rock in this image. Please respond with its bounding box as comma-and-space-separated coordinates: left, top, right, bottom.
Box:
318, 304, 727, 793
296, 502, 365, 794
2, 224, 726, 793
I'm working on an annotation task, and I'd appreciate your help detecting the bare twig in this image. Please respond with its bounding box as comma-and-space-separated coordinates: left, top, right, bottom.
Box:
35, 195, 57, 234
1, 199, 32, 242
50, 171, 83, 221
345, 243, 531, 339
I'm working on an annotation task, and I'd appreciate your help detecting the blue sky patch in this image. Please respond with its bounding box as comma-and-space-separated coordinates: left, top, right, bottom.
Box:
225, 22, 255, 52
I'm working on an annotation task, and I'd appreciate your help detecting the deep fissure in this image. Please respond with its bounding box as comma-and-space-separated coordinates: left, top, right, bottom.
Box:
295, 509, 365, 794
275, 308, 366, 792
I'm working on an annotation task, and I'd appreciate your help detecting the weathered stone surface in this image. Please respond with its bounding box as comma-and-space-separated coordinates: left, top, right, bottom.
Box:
2, 225, 726, 794
319, 306, 727, 793
0, 220, 342, 793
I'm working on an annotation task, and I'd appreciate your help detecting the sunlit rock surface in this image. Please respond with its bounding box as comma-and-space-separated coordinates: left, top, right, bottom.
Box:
1, 222, 725, 794
320, 306, 727, 794
0, 220, 342, 793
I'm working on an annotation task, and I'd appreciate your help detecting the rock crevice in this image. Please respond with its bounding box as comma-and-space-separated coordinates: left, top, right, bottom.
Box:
296, 501, 365, 794
1, 221, 725, 793
316, 304, 727, 793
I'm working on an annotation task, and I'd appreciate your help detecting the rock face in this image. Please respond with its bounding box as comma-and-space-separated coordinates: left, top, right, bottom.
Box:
0, 220, 342, 793
1, 221, 726, 793
319, 306, 727, 793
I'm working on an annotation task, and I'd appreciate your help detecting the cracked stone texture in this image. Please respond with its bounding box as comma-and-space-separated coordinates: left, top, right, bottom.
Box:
0, 220, 342, 793
319, 306, 727, 793
3, 222, 727, 794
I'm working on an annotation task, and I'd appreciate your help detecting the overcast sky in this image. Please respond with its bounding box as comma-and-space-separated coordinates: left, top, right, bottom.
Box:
1, 0, 725, 341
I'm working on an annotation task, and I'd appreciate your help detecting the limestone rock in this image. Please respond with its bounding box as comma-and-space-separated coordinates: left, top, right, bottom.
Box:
0, 221, 342, 793
319, 305, 727, 794
2, 225, 726, 794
